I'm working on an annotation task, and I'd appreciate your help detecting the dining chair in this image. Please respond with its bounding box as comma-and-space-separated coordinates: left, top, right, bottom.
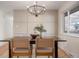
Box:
11, 37, 32, 58
35, 37, 54, 58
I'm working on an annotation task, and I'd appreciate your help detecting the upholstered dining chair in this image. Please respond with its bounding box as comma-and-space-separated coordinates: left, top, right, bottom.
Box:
35, 37, 54, 58
11, 37, 32, 58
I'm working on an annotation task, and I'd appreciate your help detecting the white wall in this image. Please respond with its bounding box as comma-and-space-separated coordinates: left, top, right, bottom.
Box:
58, 1, 79, 57
4, 11, 13, 39
0, 10, 13, 46
13, 10, 58, 37
0, 10, 4, 40
0, 9, 13, 46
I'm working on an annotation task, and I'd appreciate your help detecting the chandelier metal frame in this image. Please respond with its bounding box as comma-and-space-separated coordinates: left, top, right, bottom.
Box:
27, 2, 46, 17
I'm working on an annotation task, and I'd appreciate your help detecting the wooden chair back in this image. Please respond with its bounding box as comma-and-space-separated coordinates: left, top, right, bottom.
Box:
36, 38, 54, 48
12, 37, 30, 49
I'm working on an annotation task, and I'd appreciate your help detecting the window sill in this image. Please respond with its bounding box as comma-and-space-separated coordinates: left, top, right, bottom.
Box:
63, 33, 79, 38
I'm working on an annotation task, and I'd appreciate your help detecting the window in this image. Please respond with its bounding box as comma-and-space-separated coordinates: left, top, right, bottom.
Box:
69, 11, 79, 34
64, 12, 69, 33
64, 6, 79, 35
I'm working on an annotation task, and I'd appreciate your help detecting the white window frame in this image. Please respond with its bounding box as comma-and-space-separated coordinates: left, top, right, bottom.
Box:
64, 6, 79, 37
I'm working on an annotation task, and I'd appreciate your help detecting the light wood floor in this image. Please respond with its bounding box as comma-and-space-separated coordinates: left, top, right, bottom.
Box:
58, 48, 71, 58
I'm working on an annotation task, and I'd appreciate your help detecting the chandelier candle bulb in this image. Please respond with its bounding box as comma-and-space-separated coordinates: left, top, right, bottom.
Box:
34, 1, 37, 5
27, 6, 29, 8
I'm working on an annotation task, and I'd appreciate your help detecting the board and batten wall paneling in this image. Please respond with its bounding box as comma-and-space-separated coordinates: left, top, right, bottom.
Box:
13, 10, 58, 37
13, 10, 28, 36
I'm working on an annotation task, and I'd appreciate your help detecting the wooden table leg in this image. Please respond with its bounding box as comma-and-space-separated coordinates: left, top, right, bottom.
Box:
9, 41, 11, 58
54, 40, 66, 58
54, 40, 58, 58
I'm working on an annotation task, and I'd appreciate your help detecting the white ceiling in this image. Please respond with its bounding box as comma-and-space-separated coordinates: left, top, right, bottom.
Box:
0, 1, 67, 10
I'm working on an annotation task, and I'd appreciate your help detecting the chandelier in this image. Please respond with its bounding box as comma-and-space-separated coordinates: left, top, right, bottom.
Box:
27, 2, 46, 17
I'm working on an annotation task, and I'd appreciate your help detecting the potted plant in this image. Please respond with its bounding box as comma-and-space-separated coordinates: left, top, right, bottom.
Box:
34, 24, 46, 38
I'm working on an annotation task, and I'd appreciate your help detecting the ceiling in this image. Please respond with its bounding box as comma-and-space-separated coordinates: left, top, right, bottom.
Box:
0, 1, 67, 10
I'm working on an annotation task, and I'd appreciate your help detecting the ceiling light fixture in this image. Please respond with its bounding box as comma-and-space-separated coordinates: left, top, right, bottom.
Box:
27, 2, 46, 17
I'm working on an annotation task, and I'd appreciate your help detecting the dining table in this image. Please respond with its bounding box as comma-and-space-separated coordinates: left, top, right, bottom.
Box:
0, 36, 66, 58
